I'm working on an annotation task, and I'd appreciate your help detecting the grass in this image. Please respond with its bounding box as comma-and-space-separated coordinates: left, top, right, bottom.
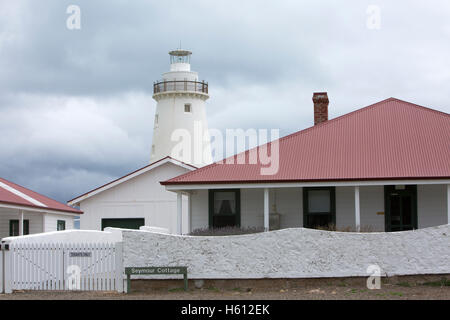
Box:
168, 287, 186, 292
316, 224, 376, 232
189, 226, 264, 236
389, 292, 404, 297
421, 278, 450, 287
396, 282, 412, 287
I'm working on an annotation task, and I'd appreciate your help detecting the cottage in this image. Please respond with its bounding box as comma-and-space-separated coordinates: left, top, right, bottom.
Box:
0, 177, 82, 238
162, 96, 450, 233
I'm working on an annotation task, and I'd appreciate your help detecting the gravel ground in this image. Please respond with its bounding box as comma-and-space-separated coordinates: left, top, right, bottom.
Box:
1, 275, 448, 300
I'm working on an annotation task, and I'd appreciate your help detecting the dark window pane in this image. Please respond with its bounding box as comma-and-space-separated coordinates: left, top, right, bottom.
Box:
402, 196, 412, 225
214, 192, 236, 215
57, 220, 66, 231
390, 195, 401, 225
213, 215, 236, 228
10, 220, 19, 236
23, 220, 29, 235
308, 190, 331, 213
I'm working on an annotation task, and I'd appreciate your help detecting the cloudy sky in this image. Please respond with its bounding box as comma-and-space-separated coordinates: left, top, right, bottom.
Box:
1, 0, 449, 203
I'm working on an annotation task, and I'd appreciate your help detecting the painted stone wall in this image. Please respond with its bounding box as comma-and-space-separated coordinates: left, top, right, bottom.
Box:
123, 225, 450, 279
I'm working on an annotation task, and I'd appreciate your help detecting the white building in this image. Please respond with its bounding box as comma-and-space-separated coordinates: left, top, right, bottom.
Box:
0, 177, 81, 239
162, 96, 450, 234
68, 49, 212, 233
68, 157, 195, 234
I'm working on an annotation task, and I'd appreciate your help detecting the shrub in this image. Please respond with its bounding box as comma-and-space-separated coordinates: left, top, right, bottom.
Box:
315, 224, 376, 233
189, 226, 264, 236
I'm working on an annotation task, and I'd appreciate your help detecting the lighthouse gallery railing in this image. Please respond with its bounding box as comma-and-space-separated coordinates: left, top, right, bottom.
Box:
153, 80, 208, 94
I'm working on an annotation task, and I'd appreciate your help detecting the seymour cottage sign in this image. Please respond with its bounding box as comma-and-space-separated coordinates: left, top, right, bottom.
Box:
124, 266, 188, 292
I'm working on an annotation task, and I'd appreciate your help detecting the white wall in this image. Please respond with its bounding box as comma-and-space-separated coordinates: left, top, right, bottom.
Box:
336, 187, 355, 228
418, 184, 447, 228
43, 213, 74, 232
79, 162, 190, 234
190, 189, 208, 231
241, 189, 264, 228
360, 186, 385, 231
275, 188, 303, 228
123, 225, 450, 279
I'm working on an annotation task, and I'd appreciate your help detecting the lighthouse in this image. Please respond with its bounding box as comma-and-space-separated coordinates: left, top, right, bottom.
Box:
150, 49, 213, 167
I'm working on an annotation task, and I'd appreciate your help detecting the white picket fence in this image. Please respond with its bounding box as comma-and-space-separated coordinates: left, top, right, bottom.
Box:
0, 242, 124, 293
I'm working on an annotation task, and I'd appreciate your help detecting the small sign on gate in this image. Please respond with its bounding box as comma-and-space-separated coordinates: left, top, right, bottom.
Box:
69, 252, 92, 258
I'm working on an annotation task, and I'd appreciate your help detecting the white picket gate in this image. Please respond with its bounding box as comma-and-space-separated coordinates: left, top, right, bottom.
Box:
1, 242, 124, 293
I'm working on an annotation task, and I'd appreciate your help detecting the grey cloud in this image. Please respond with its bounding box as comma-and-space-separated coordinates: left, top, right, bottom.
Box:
0, 0, 450, 203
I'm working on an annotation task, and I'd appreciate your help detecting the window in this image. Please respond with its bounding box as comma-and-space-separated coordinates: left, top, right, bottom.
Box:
154, 114, 159, 127
303, 187, 335, 229
57, 220, 66, 231
151, 144, 155, 156
209, 189, 240, 228
184, 103, 191, 113
9, 220, 29, 236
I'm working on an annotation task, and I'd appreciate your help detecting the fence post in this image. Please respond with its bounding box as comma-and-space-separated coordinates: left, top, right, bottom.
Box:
115, 242, 124, 293
4, 243, 12, 294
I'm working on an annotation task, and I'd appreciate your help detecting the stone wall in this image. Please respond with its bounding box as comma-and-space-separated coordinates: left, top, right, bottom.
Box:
122, 225, 450, 279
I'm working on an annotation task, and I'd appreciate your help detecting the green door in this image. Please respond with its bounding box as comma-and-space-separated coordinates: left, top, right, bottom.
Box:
384, 185, 417, 232
101, 218, 145, 230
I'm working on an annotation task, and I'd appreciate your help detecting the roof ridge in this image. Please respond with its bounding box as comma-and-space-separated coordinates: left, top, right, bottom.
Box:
387, 97, 450, 117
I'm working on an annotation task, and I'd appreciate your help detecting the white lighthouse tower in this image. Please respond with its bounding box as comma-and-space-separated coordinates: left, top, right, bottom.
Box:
150, 49, 213, 167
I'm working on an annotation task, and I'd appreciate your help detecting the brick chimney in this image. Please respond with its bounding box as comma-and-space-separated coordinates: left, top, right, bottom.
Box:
312, 92, 329, 125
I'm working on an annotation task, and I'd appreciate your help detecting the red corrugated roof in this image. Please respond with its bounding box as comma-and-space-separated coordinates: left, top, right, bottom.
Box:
0, 177, 82, 214
162, 98, 450, 185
